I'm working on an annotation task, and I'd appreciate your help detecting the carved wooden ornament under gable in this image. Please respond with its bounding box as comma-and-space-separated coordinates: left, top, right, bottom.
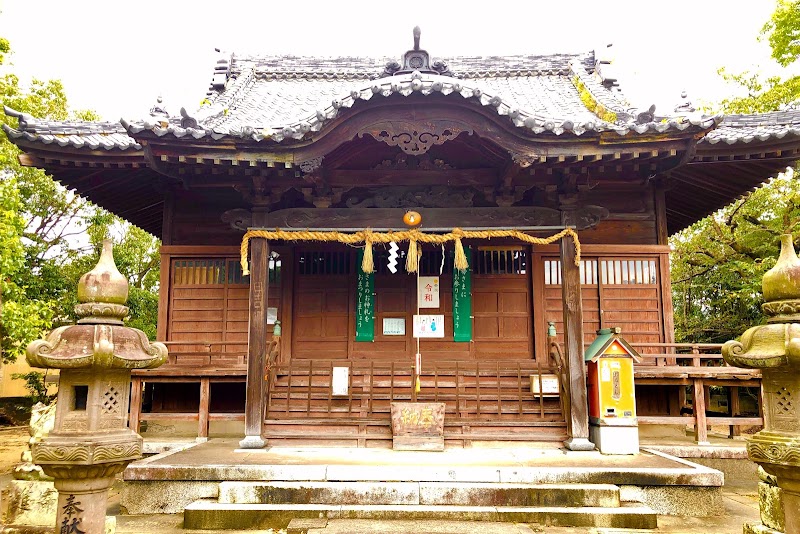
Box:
359, 120, 473, 155
345, 186, 474, 209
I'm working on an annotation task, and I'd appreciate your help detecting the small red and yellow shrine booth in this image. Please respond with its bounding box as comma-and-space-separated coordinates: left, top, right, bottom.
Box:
585, 327, 641, 454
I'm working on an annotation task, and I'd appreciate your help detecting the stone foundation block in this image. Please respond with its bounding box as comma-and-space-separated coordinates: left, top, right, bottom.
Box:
743, 522, 785, 534
0, 480, 58, 527
218, 481, 419, 505
759, 481, 785, 532
121, 480, 219, 514
619, 484, 724, 516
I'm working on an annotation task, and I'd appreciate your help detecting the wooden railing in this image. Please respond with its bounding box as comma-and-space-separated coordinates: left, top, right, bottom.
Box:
630, 342, 763, 444
160, 340, 248, 367
131, 341, 249, 439
130, 340, 763, 444
630, 342, 729, 367
263, 359, 568, 445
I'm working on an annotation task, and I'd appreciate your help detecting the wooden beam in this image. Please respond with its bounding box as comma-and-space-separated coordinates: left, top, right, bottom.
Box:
559, 230, 592, 451
241, 212, 269, 448
327, 169, 497, 187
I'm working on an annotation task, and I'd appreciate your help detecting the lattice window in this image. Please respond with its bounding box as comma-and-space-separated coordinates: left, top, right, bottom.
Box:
600, 259, 657, 285
543, 259, 598, 285
173, 259, 226, 285
297, 251, 352, 275
776, 387, 795, 416
419, 248, 454, 276
102, 387, 121, 415
226, 255, 280, 285
473, 247, 527, 275
372, 247, 455, 276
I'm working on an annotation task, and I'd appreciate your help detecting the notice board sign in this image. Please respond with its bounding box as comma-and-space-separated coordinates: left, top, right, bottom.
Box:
413, 314, 444, 338
382, 318, 406, 336
418, 276, 440, 308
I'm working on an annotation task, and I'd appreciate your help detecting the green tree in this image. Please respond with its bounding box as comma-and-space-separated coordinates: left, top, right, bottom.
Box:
0, 57, 73, 362
672, 171, 800, 342
1, 40, 161, 363
671, 1, 799, 342
717, 0, 799, 113
763, 0, 800, 67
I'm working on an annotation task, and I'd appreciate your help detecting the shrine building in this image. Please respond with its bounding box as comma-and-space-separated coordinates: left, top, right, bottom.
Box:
5, 29, 800, 450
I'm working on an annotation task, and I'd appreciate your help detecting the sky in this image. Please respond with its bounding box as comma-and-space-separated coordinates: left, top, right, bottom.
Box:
1, 0, 796, 121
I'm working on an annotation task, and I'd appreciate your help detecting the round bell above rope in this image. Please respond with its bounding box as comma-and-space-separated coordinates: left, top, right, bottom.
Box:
403, 210, 422, 227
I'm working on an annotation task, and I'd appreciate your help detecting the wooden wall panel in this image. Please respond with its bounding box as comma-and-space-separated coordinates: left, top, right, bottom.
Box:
538, 253, 664, 349
166, 255, 281, 363
292, 275, 350, 359
472, 275, 532, 360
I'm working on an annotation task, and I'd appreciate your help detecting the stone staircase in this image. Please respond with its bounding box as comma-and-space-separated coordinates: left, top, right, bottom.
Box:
182, 481, 658, 530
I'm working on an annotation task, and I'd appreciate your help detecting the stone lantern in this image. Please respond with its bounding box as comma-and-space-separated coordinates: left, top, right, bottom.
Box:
26, 240, 167, 534
723, 234, 800, 534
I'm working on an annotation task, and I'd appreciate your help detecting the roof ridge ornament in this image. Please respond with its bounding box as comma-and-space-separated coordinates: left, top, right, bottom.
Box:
149, 96, 169, 118
384, 26, 453, 77
674, 90, 696, 113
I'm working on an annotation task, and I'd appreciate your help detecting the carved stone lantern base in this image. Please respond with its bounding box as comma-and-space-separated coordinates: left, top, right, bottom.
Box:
22, 241, 167, 534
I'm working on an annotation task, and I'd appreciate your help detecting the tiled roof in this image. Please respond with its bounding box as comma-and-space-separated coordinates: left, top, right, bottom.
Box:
700, 110, 800, 145
117, 52, 717, 143
222, 52, 594, 80
2, 106, 141, 150
4, 52, 797, 152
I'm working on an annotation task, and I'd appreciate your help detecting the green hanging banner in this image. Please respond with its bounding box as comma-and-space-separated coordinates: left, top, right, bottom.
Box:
355, 248, 375, 342
452, 247, 472, 342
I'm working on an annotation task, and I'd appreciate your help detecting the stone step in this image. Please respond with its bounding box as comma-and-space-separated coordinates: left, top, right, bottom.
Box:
183, 501, 657, 531
218, 481, 621, 508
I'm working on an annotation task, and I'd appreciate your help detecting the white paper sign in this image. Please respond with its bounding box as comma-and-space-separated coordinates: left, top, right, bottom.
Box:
418, 276, 440, 308
332, 367, 349, 396
267, 307, 278, 325
531, 374, 560, 395
413, 314, 445, 338
383, 318, 406, 336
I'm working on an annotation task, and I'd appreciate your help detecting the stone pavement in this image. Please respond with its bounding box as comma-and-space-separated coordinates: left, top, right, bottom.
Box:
111, 434, 760, 533
1, 427, 762, 533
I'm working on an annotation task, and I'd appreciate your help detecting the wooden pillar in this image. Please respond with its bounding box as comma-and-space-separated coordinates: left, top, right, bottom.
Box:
240, 227, 269, 448
129, 377, 143, 433
560, 233, 593, 450
198, 378, 210, 441
693, 378, 709, 445
728, 386, 741, 438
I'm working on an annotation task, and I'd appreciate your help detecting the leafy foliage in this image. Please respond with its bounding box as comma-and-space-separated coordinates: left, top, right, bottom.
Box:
10, 371, 54, 404
762, 0, 800, 67
0, 39, 160, 364
671, 2, 800, 343
672, 171, 799, 342
717, 69, 800, 113
716, 0, 799, 113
